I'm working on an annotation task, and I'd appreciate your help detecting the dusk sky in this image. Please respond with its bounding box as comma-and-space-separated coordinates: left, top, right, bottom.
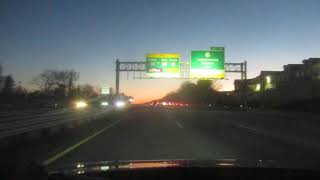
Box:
1, 0, 319, 103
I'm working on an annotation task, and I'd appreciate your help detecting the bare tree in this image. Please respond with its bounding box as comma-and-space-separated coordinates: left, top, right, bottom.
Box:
54, 70, 79, 96
33, 70, 57, 92
2, 75, 15, 94
66, 70, 79, 96
0, 64, 2, 77
33, 69, 79, 96
15, 82, 28, 95
73, 84, 97, 98
0, 65, 3, 90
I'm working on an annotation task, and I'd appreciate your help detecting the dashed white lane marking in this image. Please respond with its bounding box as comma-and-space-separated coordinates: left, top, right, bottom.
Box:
237, 124, 258, 133
175, 121, 184, 129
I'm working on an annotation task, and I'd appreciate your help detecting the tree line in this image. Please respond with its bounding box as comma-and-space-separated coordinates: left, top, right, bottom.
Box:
0, 65, 98, 108
162, 80, 220, 103
161, 80, 239, 107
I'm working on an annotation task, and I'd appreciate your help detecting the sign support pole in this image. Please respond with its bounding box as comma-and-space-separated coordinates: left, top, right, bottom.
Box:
241, 61, 248, 111
115, 59, 120, 96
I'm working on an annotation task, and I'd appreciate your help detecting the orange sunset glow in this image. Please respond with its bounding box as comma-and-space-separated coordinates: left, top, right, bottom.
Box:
121, 78, 236, 104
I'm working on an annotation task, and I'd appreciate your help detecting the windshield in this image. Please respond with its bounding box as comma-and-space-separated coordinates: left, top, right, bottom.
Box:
1, 0, 320, 178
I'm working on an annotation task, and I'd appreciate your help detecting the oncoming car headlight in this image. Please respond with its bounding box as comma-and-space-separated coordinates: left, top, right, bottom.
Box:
115, 101, 125, 108
101, 101, 109, 106
75, 101, 88, 109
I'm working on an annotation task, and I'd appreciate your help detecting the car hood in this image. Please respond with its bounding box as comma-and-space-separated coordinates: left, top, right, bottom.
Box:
50, 159, 277, 175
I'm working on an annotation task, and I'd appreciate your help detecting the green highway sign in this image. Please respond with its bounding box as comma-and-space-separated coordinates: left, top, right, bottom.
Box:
101, 86, 110, 95
210, 47, 225, 51
190, 48, 225, 79
146, 53, 180, 78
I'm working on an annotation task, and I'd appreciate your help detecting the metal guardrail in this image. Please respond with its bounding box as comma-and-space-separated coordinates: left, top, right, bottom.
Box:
0, 109, 68, 123
0, 107, 113, 139
0, 108, 54, 119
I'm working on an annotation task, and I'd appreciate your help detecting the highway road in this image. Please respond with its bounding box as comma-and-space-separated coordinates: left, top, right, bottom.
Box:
45, 106, 320, 170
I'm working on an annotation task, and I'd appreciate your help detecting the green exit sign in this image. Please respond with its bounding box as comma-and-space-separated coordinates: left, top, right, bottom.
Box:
190, 47, 225, 79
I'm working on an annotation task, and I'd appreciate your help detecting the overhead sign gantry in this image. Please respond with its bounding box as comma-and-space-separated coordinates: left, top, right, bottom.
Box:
114, 47, 247, 108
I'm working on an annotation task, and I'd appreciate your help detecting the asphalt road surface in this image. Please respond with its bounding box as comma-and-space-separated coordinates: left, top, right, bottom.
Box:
47, 106, 320, 170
